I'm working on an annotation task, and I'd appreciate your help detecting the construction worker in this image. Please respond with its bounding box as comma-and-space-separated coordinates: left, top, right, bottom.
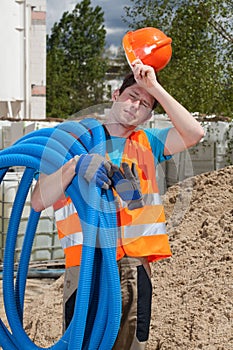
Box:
31, 59, 204, 349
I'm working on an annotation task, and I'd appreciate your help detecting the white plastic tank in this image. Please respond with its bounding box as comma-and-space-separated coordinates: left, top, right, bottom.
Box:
0, 171, 64, 262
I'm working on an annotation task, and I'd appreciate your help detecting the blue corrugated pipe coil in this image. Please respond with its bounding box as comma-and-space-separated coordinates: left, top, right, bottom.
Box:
0, 118, 121, 350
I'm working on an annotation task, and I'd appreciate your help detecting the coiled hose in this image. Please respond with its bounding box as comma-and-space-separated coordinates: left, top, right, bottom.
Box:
0, 118, 121, 350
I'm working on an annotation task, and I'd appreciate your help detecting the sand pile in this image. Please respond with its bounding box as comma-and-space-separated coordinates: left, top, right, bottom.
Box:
4, 166, 233, 349
148, 165, 233, 350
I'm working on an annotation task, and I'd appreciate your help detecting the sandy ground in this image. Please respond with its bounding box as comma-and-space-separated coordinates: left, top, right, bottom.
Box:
0, 165, 232, 349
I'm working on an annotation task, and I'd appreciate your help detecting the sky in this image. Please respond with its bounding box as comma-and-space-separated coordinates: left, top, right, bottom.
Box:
46, 0, 132, 49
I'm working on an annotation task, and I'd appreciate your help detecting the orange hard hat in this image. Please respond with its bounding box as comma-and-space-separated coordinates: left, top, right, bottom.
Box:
122, 27, 172, 72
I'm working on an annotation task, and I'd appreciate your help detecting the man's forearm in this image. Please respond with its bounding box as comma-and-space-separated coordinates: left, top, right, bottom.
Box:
149, 82, 204, 143
131, 59, 205, 154
31, 158, 76, 212
149, 83, 204, 154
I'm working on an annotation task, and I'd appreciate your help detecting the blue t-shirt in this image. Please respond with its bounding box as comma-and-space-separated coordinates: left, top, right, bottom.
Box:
107, 127, 172, 167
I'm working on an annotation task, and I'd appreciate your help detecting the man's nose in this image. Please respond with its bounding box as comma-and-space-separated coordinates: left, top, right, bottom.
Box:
131, 99, 140, 109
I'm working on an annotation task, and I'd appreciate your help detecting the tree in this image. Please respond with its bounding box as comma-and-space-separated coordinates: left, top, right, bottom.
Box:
123, 0, 233, 118
46, 0, 107, 119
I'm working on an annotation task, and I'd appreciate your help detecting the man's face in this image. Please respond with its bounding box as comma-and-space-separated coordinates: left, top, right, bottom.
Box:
110, 84, 154, 129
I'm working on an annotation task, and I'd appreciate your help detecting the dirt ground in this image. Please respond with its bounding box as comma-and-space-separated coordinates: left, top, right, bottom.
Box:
0, 165, 232, 349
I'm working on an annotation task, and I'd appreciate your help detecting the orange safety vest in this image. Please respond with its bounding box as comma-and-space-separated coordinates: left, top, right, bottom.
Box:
54, 130, 172, 268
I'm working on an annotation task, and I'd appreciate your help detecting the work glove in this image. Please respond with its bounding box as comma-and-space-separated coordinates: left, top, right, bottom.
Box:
74, 154, 113, 190
111, 162, 144, 210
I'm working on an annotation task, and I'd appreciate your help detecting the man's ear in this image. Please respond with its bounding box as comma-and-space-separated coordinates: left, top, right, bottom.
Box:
112, 89, 120, 101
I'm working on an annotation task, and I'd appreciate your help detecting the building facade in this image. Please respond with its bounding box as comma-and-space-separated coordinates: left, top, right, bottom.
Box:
0, 0, 46, 119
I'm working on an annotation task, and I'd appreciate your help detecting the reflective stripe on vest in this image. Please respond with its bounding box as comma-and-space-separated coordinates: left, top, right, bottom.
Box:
55, 199, 77, 222
124, 222, 166, 238
60, 231, 83, 249
54, 196, 83, 265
